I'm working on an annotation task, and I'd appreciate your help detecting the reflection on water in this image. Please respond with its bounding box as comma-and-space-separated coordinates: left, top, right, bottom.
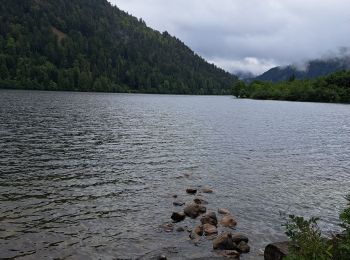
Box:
0, 90, 350, 259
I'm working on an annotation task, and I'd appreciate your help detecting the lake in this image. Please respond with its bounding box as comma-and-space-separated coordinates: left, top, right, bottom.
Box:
1, 89, 349, 259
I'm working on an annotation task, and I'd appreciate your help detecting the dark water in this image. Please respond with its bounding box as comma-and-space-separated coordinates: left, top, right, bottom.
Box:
1, 90, 350, 259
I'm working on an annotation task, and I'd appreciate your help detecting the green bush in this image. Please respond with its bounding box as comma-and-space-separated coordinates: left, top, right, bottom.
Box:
283, 195, 350, 260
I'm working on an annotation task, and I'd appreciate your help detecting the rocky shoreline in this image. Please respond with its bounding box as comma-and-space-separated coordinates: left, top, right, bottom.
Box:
162, 187, 253, 259
160, 187, 292, 260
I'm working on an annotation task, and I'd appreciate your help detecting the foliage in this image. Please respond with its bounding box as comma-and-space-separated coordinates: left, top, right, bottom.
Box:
235, 70, 350, 103
283, 215, 332, 260
0, 0, 238, 94
283, 195, 350, 260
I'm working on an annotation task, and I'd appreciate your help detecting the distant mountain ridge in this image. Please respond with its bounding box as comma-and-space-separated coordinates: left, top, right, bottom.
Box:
253, 57, 350, 82
0, 0, 237, 94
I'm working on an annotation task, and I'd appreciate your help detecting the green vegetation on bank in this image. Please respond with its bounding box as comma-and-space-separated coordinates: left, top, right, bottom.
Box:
0, 0, 237, 94
234, 70, 350, 103
283, 195, 350, 260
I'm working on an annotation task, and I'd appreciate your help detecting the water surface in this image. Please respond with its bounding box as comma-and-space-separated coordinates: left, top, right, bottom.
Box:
1, 90, 350, 259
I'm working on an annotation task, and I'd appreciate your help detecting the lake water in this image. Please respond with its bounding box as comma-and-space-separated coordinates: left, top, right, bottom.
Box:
1, 90, 350, 259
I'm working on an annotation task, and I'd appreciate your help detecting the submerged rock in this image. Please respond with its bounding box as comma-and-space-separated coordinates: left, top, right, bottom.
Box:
184, 203, 206, 218
190, 225, 204, 240
186, 188, 197, 194
220, 214, 237, 228
238, 241, 250, 253
218, 208, 230, 215
202, 188, 214, 193
200, 212, 218, 226
194, 198, 208, 205
173, 200, 185, 206
171, 212, 186, 222
214, 249, 240, 259
232, 234, 249, 244
203, 223, 218, 236
264, 241, 289, 260
213, 232, 238, 250
176, 226, 185, 232
162, 223, 174, 232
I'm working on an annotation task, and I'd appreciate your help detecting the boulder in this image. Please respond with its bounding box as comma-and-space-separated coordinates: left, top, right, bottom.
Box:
232, 234, 249, 244
184, 203, 206, 218
264, 241, 289, 260
218, 208, 230, 215
203, 223, 218, 236
202, 188, 214, 193
213, 232, 238, 250
172, 195, 178, 198
194, 198, 208, 205
190, 225, 204, 239
186, 188, 197, 194
214, 250, 240, 259
220, 214, 237, 228
238, 241, 250, 253
171, 212, 186, 222
201, 212, 218, 226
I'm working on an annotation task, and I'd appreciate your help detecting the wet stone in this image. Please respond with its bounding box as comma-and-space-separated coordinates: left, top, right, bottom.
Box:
184, 203, 206, 218
186, 188, 197, 194
238, 241, 250, 253
200, 212, 218, 226
218, 208, 230, 215
171, 212, 186, 222
220, 214, 237, 228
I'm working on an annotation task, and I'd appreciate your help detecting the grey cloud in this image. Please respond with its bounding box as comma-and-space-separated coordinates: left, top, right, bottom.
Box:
110, 0, 350, 75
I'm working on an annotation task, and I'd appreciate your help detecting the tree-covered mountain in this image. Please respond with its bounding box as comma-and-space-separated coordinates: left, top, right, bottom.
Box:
0, 0, 238, 94
234, 70, 350, 103
253, 57, 350, 83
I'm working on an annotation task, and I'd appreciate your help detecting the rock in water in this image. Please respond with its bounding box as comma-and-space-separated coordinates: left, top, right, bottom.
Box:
173, 200, 185, 206
190, 225, 204, 240
186, 188, 197, 194
162, 223, 174, 232
264, 241, 289, 260
232, 234, 249, 244
203, 223, 218, 236
218, 208, 230, 215
193, 198, 208, 205
171, 212, 186, 222
200, 212, 218, 226
214, 250, 240, 259
184, 203, 206, 218
176, 227, 185, 232
220, 214, 237, 228
238, 241, 250, 253
202, 188, 213, 193
213, 232, 238, 250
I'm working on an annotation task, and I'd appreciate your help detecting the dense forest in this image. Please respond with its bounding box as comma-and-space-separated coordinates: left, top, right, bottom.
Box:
0, 0, 238, 94
234, 70, 350, 103
253, 57, 350, 82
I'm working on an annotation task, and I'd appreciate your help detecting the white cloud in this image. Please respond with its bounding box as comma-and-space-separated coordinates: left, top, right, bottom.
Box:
110, 0, 350, 75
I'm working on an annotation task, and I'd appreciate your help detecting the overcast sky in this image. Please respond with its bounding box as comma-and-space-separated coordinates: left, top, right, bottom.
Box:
109, 0, 350, 75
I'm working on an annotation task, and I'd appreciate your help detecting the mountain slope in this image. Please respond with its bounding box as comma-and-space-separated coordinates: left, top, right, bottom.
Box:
0, 0, 237, 94
253, 58, 350, 82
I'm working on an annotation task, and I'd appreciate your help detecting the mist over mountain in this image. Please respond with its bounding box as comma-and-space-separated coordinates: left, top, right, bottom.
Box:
252, 55, 350, 82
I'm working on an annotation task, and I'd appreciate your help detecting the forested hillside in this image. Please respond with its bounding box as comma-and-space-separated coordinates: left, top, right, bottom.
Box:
0, 0, 238, 94
234, 70, 350, 103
